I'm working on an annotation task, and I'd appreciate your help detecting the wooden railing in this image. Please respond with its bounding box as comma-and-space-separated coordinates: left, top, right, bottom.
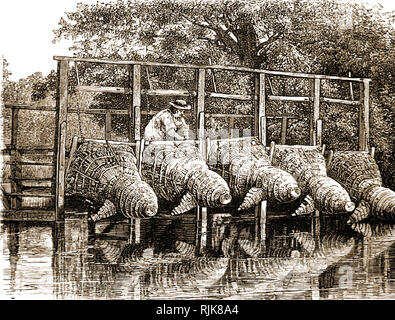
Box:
2, 56, 371, 225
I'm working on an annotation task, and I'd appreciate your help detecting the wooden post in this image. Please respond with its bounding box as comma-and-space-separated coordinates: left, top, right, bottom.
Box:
316, 119, 323, 147
310, 78, 320, 145
196, 68, 207, 251
280, 116, 287, 145
228, 117, 234, 138
10, 107, 21, 210
255, 73, 266, 142
105, 111, 112, 140
370, 147, 375, 158
311, 210, 321, 251
327, 150, 334, 168
132, 65, 141, 141
260, 116, 267, 147
196, 69, 205, 142
255, 74, 267, 249
254, 200, 267, 247
312, 78, 321, 146
359, 79, 370, 151
55, 60, 69, 221
269, 141, 275, 162
199, 206, 208, 254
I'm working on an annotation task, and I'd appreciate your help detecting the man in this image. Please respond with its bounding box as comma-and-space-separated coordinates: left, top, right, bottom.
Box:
144, 99, 191, 142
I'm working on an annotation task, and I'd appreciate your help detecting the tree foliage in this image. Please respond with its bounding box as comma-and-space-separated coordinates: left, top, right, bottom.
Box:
3, 0, 394, 187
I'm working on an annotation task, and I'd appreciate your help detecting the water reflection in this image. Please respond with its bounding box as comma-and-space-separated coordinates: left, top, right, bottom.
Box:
1, 212, 395, 299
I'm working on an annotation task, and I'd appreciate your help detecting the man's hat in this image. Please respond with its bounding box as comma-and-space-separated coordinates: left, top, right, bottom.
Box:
169, 99, 191, 110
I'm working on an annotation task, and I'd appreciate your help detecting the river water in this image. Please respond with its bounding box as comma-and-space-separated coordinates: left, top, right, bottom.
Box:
1, 213, 394, 300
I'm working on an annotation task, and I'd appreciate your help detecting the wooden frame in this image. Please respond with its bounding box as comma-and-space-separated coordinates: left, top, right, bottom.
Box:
2, 56, 371, 223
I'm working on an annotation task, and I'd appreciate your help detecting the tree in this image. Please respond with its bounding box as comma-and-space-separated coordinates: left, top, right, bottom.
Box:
50, 0, 394, 187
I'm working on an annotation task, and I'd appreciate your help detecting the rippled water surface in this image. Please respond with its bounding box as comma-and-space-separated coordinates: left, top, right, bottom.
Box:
1, 213, 395, 300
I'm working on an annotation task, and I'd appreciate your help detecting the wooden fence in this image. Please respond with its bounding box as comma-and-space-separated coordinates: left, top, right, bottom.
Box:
1, 56, 371, 229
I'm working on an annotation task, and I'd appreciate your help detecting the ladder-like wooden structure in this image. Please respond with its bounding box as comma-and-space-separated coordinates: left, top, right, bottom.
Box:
2, 56, 371, 247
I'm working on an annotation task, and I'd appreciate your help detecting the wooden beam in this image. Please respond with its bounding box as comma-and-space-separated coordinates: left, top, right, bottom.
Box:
142, 88, 196, 97
370, 147, 375, 158
228, 117, 234, 138
208, 92, 255, 101
69, 108, 129, 115
131, 64, 141, 141
75, 85, 131, 94
204, 113, 253, 118
268, 95, 311, 103
312, 78, 321, 146
255, 201, 267, 246
327, 150, 334, 168
359, 79, 370, 151
196, 68, 205, 142
105, 112, 112, 140
321, 97, 360, 106
316, 119, 323, 147
255, 73, 266, 143
269, 141, 275, 161
55, 60, 69, 221
10, 107, 21, 210
4, 104, 56, 111
199, 206, 208, 254
260, 116, 267, 147
281, 116, 287, 145
53, 56, 368, 82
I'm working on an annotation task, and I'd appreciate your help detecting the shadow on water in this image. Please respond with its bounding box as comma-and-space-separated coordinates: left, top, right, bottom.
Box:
1, 210, 395, 300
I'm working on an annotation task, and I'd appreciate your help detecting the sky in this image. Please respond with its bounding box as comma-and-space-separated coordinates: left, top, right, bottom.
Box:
1, 0, 394, 81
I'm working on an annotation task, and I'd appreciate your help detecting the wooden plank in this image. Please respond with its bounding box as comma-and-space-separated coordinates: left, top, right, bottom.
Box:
75, 85, 131, 94
208, 92, 255, 101
370, 147, 375, 159
260, 116, 267, 147
10, 106, 21, 210
18, 180, 53, 188
4, 193, 55, 198
199, 206, 208, 254
256, 201, 267, 245
312, 78, 321, 146
53, 56, 368, 82
316, 119, 323, 147
6, 161, 55, 166
204, 113, 253, 118
281, 116, 287, 145
228, 117, 234, 138
105, 112, 112, 140
76, 137, 136, 146
268, 95, 311, 102
55, 60, 69, 221
321, 97, 360, 106
196, 68, 205, 141
269, 141, 275, 162
132, 65, 141, 141
359, 79, 370, 151
4, 104, 56, 111
0, 209, 56, 222
141, 88, 196, 97
327, 150, 334, 167
68, 108, 129, 115
255, 73, 266, 143
66, 136, 79, 175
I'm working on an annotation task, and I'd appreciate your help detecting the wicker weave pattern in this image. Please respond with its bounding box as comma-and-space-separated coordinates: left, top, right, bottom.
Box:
66, 140, 158, 219
208, 137, 301, 210
328, 151, 395, 221
272, 145, 354, 214
142, 141, 231, 214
